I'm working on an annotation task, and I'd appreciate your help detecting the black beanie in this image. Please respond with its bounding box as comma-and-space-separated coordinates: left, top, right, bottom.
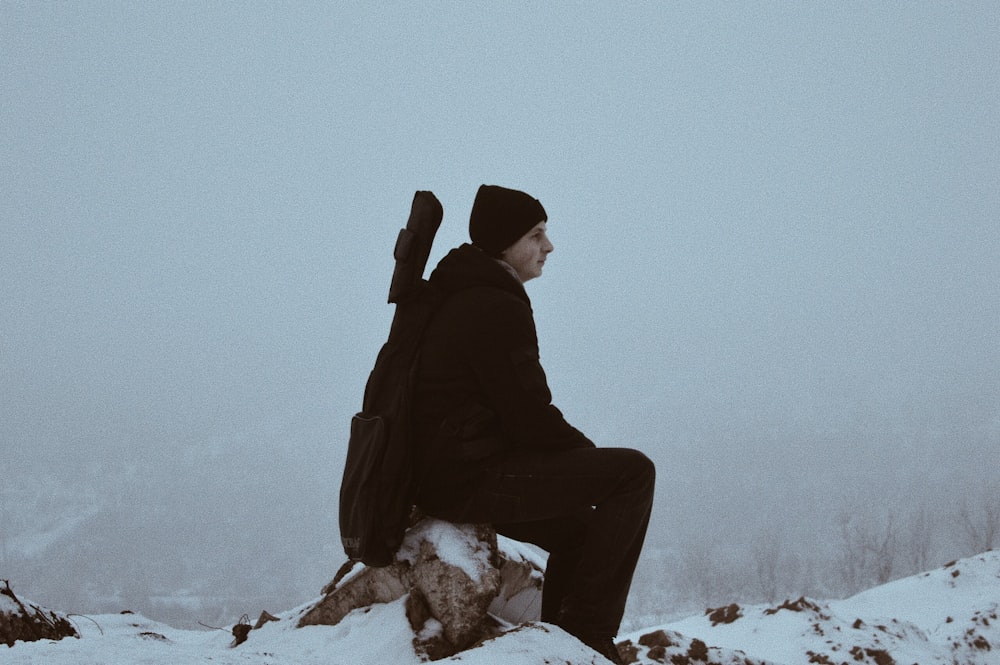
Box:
469, 184, 547, 257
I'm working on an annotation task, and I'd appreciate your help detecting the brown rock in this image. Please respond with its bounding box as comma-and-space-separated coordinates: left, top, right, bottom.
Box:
297, 519, 513, 660
1, 580, 78, 647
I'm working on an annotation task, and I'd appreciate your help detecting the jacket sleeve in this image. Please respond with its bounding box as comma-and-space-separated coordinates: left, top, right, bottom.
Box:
459, 290, 595, 451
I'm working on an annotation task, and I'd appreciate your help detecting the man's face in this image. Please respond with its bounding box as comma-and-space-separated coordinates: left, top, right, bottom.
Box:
501, 221, 554, 282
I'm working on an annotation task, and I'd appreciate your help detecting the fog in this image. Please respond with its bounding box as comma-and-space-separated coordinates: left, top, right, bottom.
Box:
2, 4, 998, 627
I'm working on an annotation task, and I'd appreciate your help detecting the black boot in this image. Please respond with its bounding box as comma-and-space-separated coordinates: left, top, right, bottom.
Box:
573, 631, 625, 665
554, 600, 628, 664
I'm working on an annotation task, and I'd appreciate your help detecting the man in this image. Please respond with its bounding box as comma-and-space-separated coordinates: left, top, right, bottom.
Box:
413, 184, 654, 664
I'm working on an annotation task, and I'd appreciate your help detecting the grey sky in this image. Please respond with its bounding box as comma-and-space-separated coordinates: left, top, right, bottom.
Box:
2, 2, 998, 616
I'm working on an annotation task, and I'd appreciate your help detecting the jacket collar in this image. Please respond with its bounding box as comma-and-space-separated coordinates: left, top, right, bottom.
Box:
429, 244, 529, 303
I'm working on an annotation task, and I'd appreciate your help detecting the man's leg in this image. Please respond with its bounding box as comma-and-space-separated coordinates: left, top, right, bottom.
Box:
442, 446, 655, 638
493, 512, 588, 623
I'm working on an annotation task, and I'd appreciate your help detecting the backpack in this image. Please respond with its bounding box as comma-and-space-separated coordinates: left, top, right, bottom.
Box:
339, 190, 444, 567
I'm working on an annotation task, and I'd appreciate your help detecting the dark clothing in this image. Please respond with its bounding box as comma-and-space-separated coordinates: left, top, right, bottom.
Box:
424, 446, 654, 638
414, 243, 593, 507
412, 243, 654, 640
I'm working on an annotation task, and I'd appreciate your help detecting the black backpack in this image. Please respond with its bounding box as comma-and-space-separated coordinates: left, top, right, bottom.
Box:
339, 190, 444, 567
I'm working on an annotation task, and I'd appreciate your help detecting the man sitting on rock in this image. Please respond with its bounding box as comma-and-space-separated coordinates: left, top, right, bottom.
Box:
412, 184, 656, 664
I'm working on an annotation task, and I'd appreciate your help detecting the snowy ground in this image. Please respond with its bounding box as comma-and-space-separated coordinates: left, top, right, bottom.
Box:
3, 551, 999, 664
623, 550, 1000, 665
1, 597, 612, 665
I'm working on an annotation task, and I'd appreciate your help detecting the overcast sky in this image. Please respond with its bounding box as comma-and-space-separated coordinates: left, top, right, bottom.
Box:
3, 3, 998, 566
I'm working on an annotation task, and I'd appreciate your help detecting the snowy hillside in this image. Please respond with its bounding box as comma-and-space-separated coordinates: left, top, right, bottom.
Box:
4, 551, 998, 665
626, 550, 1000, 665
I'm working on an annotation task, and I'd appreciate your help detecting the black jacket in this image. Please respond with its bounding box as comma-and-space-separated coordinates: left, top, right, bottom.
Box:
413, 244, 594, 505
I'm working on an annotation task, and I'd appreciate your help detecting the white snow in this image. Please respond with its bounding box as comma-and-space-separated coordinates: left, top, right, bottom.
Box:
3, 551, 1000, 664
396, 519, 495, 584
0, 596, 612, 665
496, 533, 549, 572
626, 550, 1000, 665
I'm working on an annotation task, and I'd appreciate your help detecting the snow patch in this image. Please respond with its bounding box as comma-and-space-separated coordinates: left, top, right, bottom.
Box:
396, 518, 493, 583
6, 551, 1000, 664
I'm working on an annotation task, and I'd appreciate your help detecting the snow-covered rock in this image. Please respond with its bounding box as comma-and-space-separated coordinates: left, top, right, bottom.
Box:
616, 627, 777, 665
297, 518, 527, 659
1, 580, 78, 647
488, 535, 545, 625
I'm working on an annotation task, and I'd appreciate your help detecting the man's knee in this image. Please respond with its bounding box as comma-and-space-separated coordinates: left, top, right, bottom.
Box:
617, 447, 655, 485
621, 449, 655, 514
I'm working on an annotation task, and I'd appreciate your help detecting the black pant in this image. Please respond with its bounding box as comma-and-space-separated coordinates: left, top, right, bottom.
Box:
422, 446, 655, 638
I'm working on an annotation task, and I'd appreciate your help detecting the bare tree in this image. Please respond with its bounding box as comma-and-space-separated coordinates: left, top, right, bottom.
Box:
837, 507, 900, 593
752, 533, 782, 604
0, 498, 7, 569
751, 528, 801, 603
837, 510, 870, 593
870, 511, 899, 584
674, 536, 745, 607
902, 503, 934, 575
959, 483, 1000, 554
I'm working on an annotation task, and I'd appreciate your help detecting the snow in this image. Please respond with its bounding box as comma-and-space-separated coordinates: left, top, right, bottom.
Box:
496, 533, 549, 571
396, 519, 494, 584
3, 551, 1000, 664
0, 595, 19, 615
0, 597, 611, 665
627, 550, 1000, 665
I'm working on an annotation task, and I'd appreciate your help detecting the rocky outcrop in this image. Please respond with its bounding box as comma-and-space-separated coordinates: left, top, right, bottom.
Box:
1, 580, 79, 647
489, 537, 544, 625
297, 518, 544, 660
